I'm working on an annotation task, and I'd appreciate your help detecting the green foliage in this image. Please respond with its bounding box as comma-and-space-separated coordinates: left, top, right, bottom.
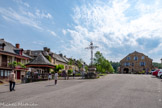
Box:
68, 69, 73, 75
8, 61, 26, 68
77, 59, 83, 70
110, 61, 120, 73
75, 73, 81, 76
54, 64, 64, 72
85, 66, 88, 72
152, 62, 162, 69
46, 55, 52, 62
94, 51, 114, 73
68, 58, 74, 65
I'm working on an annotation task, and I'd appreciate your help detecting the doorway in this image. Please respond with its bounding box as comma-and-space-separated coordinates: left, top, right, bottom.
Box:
123, 68, 129, 74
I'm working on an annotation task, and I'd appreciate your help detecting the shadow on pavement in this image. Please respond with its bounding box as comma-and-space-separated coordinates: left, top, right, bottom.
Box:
45, 84, 54, 87
0, 91, 10, 94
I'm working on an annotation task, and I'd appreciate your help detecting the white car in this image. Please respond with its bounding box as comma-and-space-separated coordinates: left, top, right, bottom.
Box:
157, 69, 162, 79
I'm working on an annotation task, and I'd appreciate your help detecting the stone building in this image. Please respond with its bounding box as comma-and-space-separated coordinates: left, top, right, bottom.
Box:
24, 47, 79, 72
0, 39, 31, 79
119, 51, 153, 74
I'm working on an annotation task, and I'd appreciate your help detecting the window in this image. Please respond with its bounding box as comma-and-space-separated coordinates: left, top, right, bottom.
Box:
8, 71, 11, 76
5, 70, 8, 76
126, 56, 130, 60
0, 70, 3, 76
125, 62, 130, 66
134, 56, 138, 61
132, 63, 134, 66
141, 56, 145, 59
140, 62, 145, 66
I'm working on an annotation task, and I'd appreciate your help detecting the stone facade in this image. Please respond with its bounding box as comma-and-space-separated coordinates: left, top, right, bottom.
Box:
0, 39, 30, 79
119, 51, 152, 74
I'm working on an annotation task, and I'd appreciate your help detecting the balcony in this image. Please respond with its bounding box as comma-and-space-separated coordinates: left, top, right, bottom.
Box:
1, 62, 7, 67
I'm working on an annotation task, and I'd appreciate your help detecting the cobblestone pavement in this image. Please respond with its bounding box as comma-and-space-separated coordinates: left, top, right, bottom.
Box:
0, 74, 162, 108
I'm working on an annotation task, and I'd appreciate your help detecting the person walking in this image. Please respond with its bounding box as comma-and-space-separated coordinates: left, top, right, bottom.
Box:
8, 71, 16, 92
62, 70, 67, 80
81, 70, 85, 79
73, 70, 76, 79
54, 72, 58, 85
48, 73, 52, 80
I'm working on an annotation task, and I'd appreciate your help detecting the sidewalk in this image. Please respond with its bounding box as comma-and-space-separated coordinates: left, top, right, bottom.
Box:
0, 79, 21, 86
0, 77, 82, 86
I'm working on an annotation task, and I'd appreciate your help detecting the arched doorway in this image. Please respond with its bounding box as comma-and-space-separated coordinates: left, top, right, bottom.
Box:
123, 68, 129, 74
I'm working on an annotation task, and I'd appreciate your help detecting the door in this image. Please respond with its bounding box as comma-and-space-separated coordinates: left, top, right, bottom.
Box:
17, 71, 21, 79
2, 55, 7, 67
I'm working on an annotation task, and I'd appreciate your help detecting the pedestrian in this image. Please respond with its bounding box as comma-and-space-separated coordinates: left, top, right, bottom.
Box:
48, 73, 52, 80
73, 70, 76, 79
81, 70, 85, 79
62, 70, 67, 80
54, 72, 58, 85
8, 71, 16, 92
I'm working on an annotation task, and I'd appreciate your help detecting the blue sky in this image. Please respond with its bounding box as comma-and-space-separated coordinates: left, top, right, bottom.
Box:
0, 0, 162, 64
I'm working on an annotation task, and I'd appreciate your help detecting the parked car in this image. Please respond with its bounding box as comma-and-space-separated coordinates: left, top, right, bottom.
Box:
157, 69, 162, 79
152, 69, 160, 77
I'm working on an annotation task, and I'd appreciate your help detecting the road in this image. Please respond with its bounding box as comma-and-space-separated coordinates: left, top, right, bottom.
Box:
0, 74, 162, 108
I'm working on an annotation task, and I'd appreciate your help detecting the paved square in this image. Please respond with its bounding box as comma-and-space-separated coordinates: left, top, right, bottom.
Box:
0, 74, 162, 108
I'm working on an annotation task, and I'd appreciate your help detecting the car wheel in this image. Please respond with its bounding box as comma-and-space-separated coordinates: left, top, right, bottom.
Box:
160, 75, 162, 79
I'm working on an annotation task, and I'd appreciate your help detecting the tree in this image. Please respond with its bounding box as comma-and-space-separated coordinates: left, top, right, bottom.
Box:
54, 64, 64, 72
68, 58, 74, 65
46, 55, 52, 62
94, 51, 114, 73
77, 59, 83, 71
85, 66, 88, 72
152, 62, 162, 69
110, 61, 120, 73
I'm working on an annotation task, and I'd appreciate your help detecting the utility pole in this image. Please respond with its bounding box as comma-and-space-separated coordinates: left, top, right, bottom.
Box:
85, 42, 99, 66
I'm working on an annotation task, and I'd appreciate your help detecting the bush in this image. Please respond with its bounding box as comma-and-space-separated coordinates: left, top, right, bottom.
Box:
68, 69, 73, 75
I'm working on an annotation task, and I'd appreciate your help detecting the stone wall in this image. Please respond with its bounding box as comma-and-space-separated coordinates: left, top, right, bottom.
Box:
119, 51, 152, 74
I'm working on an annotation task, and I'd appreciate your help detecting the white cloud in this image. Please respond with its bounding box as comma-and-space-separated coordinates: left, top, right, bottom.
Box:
149, 43, 162, 54
35, 9, 52, 19
13, 0, 30, 7
0, 7, 43, 30
47, 30, 57, 37
64, 0, 162, 63
32, 41, 45, 45
0, 1, 56, 38
62, 29, 67, 35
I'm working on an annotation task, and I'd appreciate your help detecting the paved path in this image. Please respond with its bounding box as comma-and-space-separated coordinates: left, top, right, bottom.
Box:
0, 74, 162, 108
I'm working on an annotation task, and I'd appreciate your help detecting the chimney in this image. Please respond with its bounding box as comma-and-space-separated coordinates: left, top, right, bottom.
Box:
16, 43, 20, 48
64, 55, 66, 58
26, 50, 31, 56
59, 54, 63, 57
43, 47, 48, 51
0, 38, 4, 40
47, 48, 50, 53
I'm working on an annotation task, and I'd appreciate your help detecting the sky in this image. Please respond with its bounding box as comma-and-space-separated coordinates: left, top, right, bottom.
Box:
0, 0, 162, 64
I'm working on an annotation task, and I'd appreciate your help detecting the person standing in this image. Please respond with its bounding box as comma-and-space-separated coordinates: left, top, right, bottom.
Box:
8, 71, 16, 92
73, 70, 76, 79
54, 72, 58, 85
